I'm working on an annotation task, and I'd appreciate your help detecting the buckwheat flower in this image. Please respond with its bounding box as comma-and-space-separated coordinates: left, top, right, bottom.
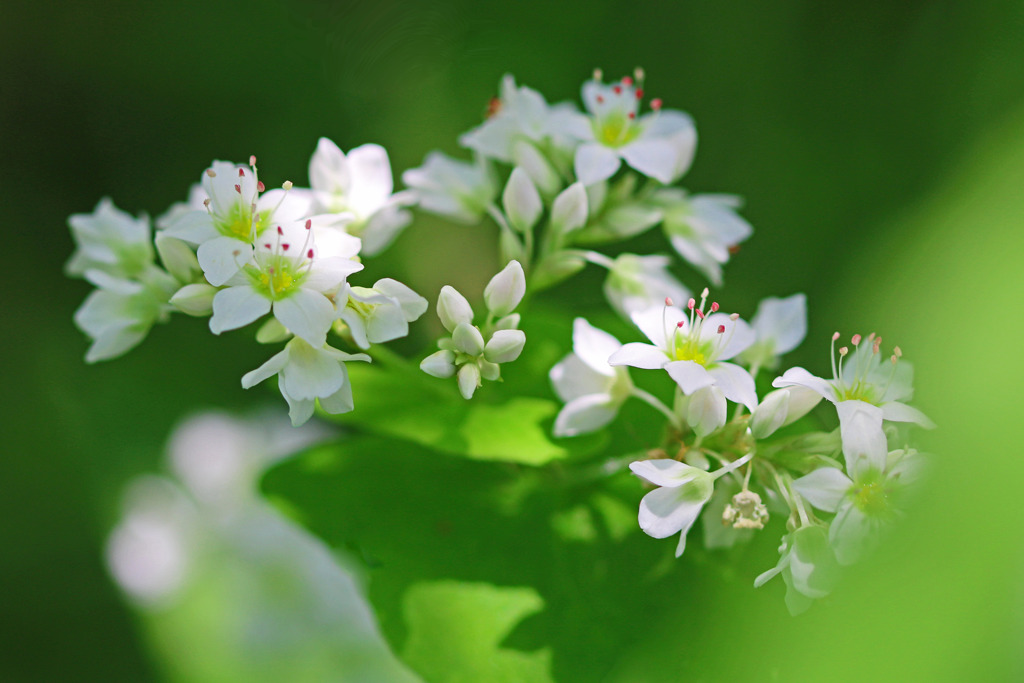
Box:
337, 278, 428, 349
241, 336, 371, 426
66, 198, 155, 280
609, 291, 758, 416
773, 332, 934, 429
655, 190, 753, 287
792, 400, 924, 565
630, 453, 751, 557
549, 318, 633, 436
74, 268, 178, 362
162, 159, 311, 286
754, 525, 840, 616
402, 152, 497, 224
459, 74, 582, 165
601, 253, 691, 319
570, 71, 697, 186
738, 293, 808, 371
208, 220, 363, 346
293, 138, 413, 256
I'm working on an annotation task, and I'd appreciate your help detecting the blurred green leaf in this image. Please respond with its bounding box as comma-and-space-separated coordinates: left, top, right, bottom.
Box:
401, 581, 554, 683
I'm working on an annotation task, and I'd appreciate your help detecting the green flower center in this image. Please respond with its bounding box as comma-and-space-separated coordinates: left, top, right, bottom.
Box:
594, 113, 640, 148
852, 479, 889, 515
672, 331, 710, 365
247, 256, 305, 300
216, 203, 270, 241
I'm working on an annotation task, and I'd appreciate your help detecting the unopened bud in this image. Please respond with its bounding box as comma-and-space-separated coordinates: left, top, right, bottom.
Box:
483, 260, 526, 317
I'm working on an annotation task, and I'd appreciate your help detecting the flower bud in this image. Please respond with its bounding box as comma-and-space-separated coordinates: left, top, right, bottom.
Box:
420, 349, 457, 378
502, 167, 542, 233
257, 317, 291, 344
169, 283, 216, 317
155, 234, 202, 285
484, 329, 526, 364
550, 182, 588, 234
751, 388, 791, 439
512, 141, 561, 197
686, 385, 727, 437
437, 285, 474, 333
452, 322, 486, 356
483, 260, 526, 317
493, 313, 521, 331
457, 363, 481, 399
480, 360, 501, 381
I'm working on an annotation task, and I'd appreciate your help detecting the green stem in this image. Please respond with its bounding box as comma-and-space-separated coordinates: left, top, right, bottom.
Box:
631, 387, 682, 430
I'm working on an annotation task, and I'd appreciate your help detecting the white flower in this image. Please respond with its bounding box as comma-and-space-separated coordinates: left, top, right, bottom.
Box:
738, 293, 808, 371
754, 525, 840, 616
549, 318, 633, 436
73, 268, 178, 363
483, 260, 526, 317
609, 292, 758, 419
295, 138, 413, 256
241, 336, 371, 426
208, 220, 362, 346
402, 152, 497, 224
602, 253, 691, 319
66, 198, 155, 280
773, 332, 934, 430
161, 159, 312, 286
656, 191, 753, 287
338, 278, 428, 349
459, 74, 582, 165
629, 454, 750, 557
792, 400, 923, 565
569, 73, 697, 186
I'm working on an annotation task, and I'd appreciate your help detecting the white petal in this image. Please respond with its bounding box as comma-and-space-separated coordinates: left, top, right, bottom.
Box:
574, 143, 622, 186
241, 348, 290, 389
483, 329, 526, 364
374, 278, 428, 321
365, 301, 409, 344
638, 486, 706, 540
572, 318, 621, 376
665, 360, 715, 395
628, 459, 703, 488
338, 309, 370, 349
792, 468, 852, 513
707, 362, 758, 410
789, 526, 837, 599
273, 289, 336, 347
701, 313, 755, 361
550, 354, 612, 403
773, 367, 838, 403
553, 394, 618, 437
608, 342, 667, 370
197, 236, 252, 287
752, 294, 807, 356
829, 503, 877, 566
210, 287, 272, 335
673, 511, 701, 558
881, 401, 935, 428
309, 137, 350, 195
279, 383, 317, 427
280, 340, 346, 400
162, 210, 217, 245
346, 144, 394, 217
837, 400, 888, 478
85, 325, 148, 363
620, 138, 683, 185
318, 367, 356, 415
631, 305, 685, 349
303, 256, 363, 292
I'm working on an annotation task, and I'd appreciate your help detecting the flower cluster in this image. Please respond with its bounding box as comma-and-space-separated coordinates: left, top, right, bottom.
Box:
420, 261, 527, 399
69, 144, 425, 425
70, 68, 933, 615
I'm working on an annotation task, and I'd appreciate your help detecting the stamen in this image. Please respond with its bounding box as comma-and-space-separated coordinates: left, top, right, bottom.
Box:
717, 325, 725, 334
622, 76, 633, 86
234, 184, 241, 194
729, 313, 739, 321
249, 155, 257, 167
613, 85, 622, 95
206, 169, 217, 178
238, 168, 245, 178
664, 297, 673, 307
650, 98, 662, 110
688, 298, 696, 310
894, 346, 902, 358
851, 333, 861, 346
635, 88, 644, 99
596, 95, 604, 104
710, 302, 719, 312
257, 181, 265, 193
307, 248, 314, 259
593, 68, 603, 81
304, 219, 312, 230
628, 112, 635, 119
839, 346, 848, 356
830, 332, 840, 380
277, 226, 283, 235
282, 181, 293, 191
282, 243, 289, 251
634, 67, 645, 82
696, 309, 705, 320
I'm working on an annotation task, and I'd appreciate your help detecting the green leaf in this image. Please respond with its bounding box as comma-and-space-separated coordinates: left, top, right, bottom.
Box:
333, 362, 570, 465
401, 581, 554, 683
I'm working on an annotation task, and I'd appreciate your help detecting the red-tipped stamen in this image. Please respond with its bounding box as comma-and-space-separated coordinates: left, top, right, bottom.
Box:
688, 298, 696, 310
305, 219, 312, 230
852, 333, 862, 346
635, 88, 644, 99
650, 98, 662, 110
249, 155, 257, 167
234, 184, 241, 194
622, 76, 633, 86
613, 85, 622, 94
717, 325, 725, 334
238, 168, 245, 178
710, 302, 719, 313
665, 297, 673, 306
257, 181, 265, 193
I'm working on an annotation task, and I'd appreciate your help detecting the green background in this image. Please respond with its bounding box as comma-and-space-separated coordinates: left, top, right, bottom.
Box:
3, 0, 1023, 680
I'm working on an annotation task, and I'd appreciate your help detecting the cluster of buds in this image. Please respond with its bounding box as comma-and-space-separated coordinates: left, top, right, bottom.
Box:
420, 261, 528, 399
